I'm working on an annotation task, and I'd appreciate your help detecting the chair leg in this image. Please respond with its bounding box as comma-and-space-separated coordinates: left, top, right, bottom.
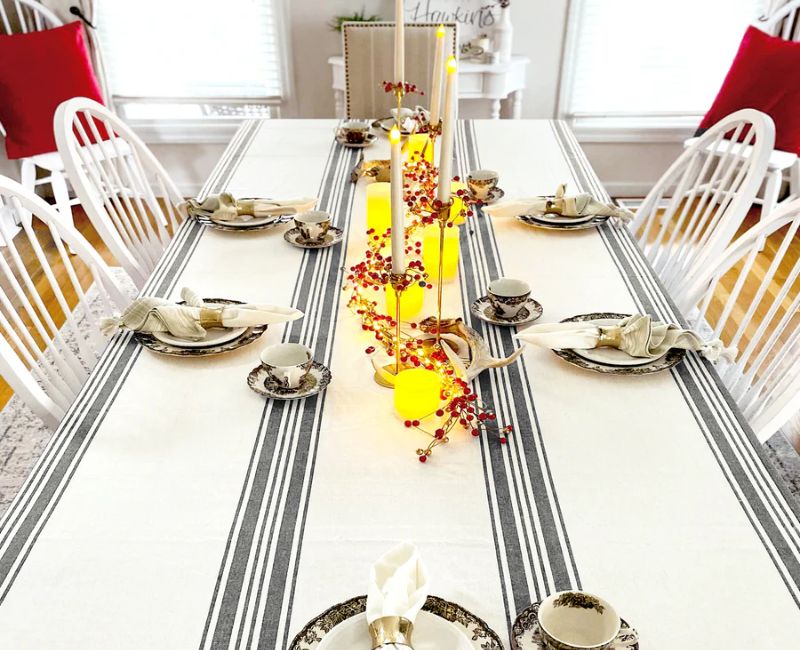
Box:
49, 170, 77, 254
758, 169, 782, 252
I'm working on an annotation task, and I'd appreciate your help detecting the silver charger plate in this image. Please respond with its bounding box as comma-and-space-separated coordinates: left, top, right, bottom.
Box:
194, 213, 292, 232
284, 226, 344, 249
335, 132, 377, 149
511, 601, 638, 650
134, 298, 268, 357
288, 595, 503, 650
471, 295, 543, 326
553, 312, 685, 375
247, 361, 332, 400
516, 213, 608, 231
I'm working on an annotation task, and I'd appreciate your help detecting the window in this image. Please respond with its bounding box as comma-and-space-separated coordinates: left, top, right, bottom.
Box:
560, 0, 768, 138
95, 0, 288, 134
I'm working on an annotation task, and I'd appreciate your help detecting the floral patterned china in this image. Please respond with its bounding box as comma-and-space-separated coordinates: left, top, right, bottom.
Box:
516, 213, 608, 232
512, 601, 638, 650
247, 361, 331, 400
195, 212, 292, 232
284, 226, 344, 249
471, 295, 543, 326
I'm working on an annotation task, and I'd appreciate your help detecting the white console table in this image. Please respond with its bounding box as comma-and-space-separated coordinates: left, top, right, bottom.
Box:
328, 55, 530, 119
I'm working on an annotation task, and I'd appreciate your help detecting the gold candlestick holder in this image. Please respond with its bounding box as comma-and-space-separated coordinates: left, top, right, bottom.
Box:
394, 85, 405, 126
434, 198, 454, 347
374, 271, 410, 388
425, 119, 442, 166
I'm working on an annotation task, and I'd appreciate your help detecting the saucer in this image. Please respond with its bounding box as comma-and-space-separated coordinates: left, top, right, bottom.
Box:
470, 187, 505, 205
335, 132, 377, 149
284, 226, 344, 249
471, 295, 543, 326
247, 361, 332, 400
512, 601, 638, 650
372, 117, 414, 135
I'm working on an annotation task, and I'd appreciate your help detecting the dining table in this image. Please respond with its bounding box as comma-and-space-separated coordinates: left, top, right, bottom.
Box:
0, 118, 798, 649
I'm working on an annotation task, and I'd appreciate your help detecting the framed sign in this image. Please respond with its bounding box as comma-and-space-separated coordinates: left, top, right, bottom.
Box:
404, 1, 506, 43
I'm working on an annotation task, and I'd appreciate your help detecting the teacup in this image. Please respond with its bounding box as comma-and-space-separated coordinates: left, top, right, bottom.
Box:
260, 343, 313, 389
294, 210, 331, 243
390, 107, 414, 121
467, 169, 500, 200
338, 120, 371, 144
538, 591, 621, 650
487, 277, 530, 320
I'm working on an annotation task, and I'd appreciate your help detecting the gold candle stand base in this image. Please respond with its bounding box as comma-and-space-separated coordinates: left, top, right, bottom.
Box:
434, 199, 454, 346
373, 271, 409, 388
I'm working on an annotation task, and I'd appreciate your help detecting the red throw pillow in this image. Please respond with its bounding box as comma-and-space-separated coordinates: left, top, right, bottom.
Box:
698, 26, 800, 155
0, 21, 104, 159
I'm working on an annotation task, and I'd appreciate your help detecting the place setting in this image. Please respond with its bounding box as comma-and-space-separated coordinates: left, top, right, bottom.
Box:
289, 543, 503, 650
471, 277, 543, 327
179, 192, 318, 233
466, 168, 505, 205
516, 312, 736, 375
335, 120, 378, 149
485, 183, 635, 232
100, 287, 303, 357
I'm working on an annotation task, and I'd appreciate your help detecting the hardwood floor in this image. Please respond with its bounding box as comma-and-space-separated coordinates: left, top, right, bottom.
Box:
0, 206, 116, 410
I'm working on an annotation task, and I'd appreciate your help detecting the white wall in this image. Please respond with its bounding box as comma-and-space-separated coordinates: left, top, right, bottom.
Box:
0, 0, 678, 199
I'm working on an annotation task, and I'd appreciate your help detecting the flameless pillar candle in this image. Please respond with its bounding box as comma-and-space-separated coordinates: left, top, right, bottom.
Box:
429, 24, 446, 127
366, 183, 392, 235
406, 133, 434, 164
436, 57, 457, 205
385, 281, 424, 320
390, 126, 405, 274
423, 223, 460, 282
394, 0, 405, 84
394, 368, 441, 420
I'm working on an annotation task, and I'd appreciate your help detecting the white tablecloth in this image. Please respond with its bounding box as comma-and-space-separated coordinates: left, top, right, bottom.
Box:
0, 120, 797, 649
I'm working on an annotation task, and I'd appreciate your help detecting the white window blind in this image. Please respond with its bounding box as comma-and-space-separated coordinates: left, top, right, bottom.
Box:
96, 0, 285, 104
563, 0, 768, 121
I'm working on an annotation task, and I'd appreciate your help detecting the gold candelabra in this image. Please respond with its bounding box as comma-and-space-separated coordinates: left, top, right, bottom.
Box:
434, 198, 454, 347
374, 271, 409, 388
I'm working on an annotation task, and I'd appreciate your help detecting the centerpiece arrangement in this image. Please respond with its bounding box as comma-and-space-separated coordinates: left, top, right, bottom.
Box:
344, 3, 521, 463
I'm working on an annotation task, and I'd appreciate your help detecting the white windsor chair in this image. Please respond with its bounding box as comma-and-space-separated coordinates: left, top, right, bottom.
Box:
54, 97, 185, 289
0, 0, 109, 242
682, 197, 800, 442
630, 109, 775, 306
343, 22, 457, 119
683, 0, 800, 222
0, 174, 127, 429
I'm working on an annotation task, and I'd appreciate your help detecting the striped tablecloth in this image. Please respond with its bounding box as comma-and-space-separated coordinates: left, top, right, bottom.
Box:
0, 120, 797, 649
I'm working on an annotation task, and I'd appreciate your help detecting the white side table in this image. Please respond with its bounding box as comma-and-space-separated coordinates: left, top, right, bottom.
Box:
328, 55, 530, 119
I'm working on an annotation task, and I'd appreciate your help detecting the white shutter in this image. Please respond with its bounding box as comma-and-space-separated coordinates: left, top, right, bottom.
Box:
563, 0, 768, 120
95, 0, 285, 101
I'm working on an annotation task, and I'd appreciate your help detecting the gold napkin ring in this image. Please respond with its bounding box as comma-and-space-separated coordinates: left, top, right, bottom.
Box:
198, 307, 224, 329
368, 616, 414, 649
598, 326, 622, 348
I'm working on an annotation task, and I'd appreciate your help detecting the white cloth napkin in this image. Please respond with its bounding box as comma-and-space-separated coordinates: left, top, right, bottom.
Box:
178, 192, 317, 222
516, 314, 736, 362
484, 183, 634, 224
100, 287, 303, 339
367, 542, 430, 632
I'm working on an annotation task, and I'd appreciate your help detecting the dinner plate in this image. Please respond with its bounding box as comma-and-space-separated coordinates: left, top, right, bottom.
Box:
372, 117, 414, 135
289, 595, 503, 650
516, 214, 607, 232
210, 214, 281, 228
571, 319, 666, 367
152, 325, 247, 349
317, 611, 473, 650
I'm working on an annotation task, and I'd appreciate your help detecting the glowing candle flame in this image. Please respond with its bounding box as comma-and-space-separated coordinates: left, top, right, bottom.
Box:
446, 55, 457, 74
390, 125, 402, 144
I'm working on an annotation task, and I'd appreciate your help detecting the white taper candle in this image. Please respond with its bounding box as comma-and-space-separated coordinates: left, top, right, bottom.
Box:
394, 0, 405, 84
436, 56, 457, 204
390, 126, 405, 274
429, 24, 446, 126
